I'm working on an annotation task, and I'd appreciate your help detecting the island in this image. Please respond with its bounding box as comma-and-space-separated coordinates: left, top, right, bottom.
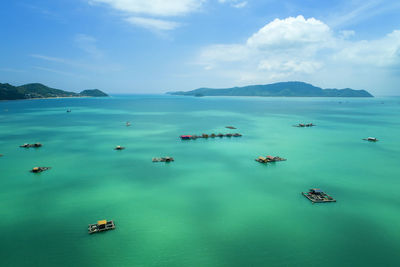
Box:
168, 81, 373, 97
0, 82, 108, 100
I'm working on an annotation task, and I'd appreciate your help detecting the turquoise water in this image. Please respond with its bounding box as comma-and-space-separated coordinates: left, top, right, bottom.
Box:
1, 95, 400, 266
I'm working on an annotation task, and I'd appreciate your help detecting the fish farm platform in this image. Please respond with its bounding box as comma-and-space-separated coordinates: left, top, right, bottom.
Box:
302, 189, 336, 203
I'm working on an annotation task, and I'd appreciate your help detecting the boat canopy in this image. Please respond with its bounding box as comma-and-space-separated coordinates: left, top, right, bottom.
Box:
97, 220, 107, 225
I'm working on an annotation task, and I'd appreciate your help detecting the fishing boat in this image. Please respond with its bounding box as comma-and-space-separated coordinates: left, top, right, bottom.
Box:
363, 137, 378, 142
88, 220, 115, 234
30, 167, 51, 173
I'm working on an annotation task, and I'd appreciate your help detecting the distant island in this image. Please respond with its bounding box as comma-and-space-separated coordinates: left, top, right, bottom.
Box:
168, 81, 373, 97
0, 82, 108, 100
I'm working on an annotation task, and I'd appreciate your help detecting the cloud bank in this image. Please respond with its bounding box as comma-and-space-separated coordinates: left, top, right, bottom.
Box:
198, 15, 400, 93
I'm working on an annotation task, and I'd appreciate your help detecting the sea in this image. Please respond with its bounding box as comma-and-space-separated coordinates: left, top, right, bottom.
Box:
0, 95, 399, 267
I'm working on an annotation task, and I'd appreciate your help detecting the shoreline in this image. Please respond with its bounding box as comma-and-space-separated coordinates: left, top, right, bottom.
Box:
0, 96, 108, 102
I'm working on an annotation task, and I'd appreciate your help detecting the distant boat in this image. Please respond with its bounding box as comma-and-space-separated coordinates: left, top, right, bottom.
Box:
126, 121, 131, 126
67, 109, 71, 113
363, 137, 378, 142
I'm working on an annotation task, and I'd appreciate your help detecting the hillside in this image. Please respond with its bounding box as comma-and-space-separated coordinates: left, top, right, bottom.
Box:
168, 82, 373, 97
0, 83, 108, 100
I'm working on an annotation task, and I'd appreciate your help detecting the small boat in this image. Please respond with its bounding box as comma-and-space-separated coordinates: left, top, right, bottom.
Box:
294, 123, 315, 127
20, 143, 42, 148
226, 126, 237, 129
126, 121, 131, 126
30, 167, 51, 173
363, 137, 378, 142
114, 145, 125, 150
180, 135, 192, 140
66, 109, 71, 113
255, 155, 286, 163
88, 220, 116, 234
152, 157, 174, 162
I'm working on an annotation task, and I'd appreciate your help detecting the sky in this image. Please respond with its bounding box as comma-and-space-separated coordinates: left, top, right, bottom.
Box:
0, 0, 400, 95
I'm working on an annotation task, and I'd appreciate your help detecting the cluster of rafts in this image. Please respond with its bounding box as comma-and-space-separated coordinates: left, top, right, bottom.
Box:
180, 133, 242, 140
4, 122, 380, 233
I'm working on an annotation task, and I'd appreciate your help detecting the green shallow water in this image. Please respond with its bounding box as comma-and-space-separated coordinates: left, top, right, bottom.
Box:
0, 95, 400, 266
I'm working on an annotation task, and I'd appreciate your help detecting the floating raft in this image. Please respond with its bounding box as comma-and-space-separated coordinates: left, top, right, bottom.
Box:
20, 143, 42, 148
363, 137, 378, 142
294, 123, 315, 127
255, 155, 286, 163
302, 189, 336, 203
180, 133, 242, 140
30, 167, 51, 173
153, 157, 174, 162
88, 220, 115, 234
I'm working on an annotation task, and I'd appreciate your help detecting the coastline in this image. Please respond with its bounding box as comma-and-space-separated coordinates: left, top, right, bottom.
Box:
0, 95, 104, 102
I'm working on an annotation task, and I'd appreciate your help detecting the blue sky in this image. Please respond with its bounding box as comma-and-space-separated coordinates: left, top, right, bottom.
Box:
1, 0, 400, 95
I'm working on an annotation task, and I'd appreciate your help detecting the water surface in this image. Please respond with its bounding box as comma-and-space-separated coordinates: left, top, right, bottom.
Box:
1, 95, 399, 266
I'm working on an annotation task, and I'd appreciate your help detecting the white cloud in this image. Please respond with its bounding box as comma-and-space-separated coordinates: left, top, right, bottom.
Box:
218, 0, 247, 8
89, 0, 204, 32
125, 17, 180, 31
197, 15, 400, 92
89, 0, 203, 16
246, 16, 332, 48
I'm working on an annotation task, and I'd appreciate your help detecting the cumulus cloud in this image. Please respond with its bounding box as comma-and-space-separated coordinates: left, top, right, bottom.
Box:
197, 15, 400, 91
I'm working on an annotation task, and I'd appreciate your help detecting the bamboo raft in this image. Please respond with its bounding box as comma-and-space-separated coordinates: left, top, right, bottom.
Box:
20, 143, 42, 148
152, 157, 174, 162
302, 189, 336, 203
255, 155, 286, 163
180, 133, 242, 140
88, 220, 115, 234
294, 123, 315, 127
30, 167, 51, 173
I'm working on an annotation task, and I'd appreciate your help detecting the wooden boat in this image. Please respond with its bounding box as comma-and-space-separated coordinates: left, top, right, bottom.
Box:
294, 123, 315, 127
30, 167, 51, 173
255, 155, 286, 163
152, 157, 174, 162
226, 126, 236, 129
20, 143, 42, 148
363, 137, 378, 142
114, 145, 125, 150
88, 220, 115, 234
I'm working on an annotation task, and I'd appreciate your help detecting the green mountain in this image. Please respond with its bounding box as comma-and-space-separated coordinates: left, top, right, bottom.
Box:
80, 89, 108, 97
168, 81, 373, 97
0, 83, 108, 100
